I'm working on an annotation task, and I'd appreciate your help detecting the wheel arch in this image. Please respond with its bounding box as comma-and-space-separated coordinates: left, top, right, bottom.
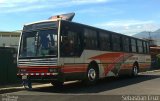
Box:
88, 60, 100, 78
133, 61, 139, 71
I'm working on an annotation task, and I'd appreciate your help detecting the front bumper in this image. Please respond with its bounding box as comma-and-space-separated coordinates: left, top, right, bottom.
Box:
17, 72, 61, 82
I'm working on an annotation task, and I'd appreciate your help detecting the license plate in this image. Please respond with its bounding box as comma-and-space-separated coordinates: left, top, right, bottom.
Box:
22, 75, 27, 80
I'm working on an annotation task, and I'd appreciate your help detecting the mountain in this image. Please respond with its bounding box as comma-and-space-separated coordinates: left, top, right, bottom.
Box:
153, 29, 160, 39
133, 31, 150, 39
133, 29, 160, 45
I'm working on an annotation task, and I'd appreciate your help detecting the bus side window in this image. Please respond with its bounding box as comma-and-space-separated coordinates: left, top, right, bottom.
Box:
137, 40, 143, 53
84, 28, 97, 49
61, 28, 82, 57
99, 32, 111, 51
146, 42, 149, 53
112, 34, 121, 51
122, 37, 130, 52
143, 41, 147, 53
61, 31, 74, 56
131, 39, 137, 52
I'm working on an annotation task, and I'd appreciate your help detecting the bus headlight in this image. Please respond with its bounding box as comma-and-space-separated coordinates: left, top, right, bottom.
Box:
48, 68, 58, 73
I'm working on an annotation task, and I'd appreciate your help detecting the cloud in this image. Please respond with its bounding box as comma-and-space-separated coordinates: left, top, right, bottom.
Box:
0, 1, 55, 13
0, 0, 41, 3
71, 0, 110, 4
95, 20, 160, 35
100, 20, 154, 27
77, 7, 107, 14
0, 0, 111, 13
0, 0, 4, 3
0, 0, 109, 4
0, 0, 47, 13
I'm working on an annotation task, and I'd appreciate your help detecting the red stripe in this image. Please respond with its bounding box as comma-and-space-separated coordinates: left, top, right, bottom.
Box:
62, 68, 86, 73
18, 66, 61, 73
18, 65, 87, 74
62, 65, 87, 73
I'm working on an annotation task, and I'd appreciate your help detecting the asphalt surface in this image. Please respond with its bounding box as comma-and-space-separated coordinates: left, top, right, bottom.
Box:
1, 71, 160, 101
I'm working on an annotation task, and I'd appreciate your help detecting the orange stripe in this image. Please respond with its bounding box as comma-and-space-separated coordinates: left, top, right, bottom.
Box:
121, 63, 151, 69
121, 64, 133, 69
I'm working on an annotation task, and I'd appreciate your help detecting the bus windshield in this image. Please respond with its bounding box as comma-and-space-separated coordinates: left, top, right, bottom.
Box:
19, 29, 58, 58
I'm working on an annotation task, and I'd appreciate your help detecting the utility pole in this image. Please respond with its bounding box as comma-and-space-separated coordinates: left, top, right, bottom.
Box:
148, 31, 151, 40
148, 31, 153, 46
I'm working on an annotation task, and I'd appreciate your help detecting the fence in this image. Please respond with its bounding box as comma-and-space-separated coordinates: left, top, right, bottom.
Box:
0, 47, 20, 85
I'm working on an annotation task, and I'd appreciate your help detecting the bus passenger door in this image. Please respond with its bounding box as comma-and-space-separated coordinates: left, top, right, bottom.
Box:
60, 25, 85, 80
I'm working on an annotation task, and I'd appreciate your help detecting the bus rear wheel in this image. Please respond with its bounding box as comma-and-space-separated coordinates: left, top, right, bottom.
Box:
132, 65, 138, 77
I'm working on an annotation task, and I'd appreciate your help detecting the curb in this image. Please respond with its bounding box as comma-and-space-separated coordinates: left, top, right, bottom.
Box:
148, 69, 160, 73
0, 81, 78, 94
140, 69, 160, 74
0, 86, 24, 94
0, 84, 51, 94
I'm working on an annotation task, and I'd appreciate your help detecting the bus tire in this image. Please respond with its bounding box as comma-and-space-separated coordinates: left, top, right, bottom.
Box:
84, 63, 99, 85
51, 81, 64, 88
131, 64, 139, 77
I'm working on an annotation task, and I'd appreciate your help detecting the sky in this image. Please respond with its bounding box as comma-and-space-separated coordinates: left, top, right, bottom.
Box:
0, 0, 160, 36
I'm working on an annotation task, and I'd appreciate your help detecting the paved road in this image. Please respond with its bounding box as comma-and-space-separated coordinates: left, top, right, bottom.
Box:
1, 71, 160, 101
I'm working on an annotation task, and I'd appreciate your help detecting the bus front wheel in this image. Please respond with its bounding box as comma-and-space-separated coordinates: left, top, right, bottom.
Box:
83, 64, 99, 85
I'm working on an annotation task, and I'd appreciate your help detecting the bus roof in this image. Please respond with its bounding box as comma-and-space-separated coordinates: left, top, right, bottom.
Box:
24, 13, 75, 26
23, 18, 148, 42
24, 19, 59, 26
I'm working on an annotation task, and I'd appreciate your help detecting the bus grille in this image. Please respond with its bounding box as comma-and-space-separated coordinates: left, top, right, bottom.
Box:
18, 58, 57, 66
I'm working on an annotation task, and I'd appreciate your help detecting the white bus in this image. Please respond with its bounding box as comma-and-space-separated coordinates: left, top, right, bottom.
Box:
17, 13, 151, 88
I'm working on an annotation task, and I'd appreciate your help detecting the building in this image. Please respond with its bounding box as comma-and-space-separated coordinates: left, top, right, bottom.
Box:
0, 31, 21, 49
150, 46, 160, 69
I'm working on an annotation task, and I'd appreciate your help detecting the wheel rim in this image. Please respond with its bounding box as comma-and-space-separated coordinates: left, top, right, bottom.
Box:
133, 66, 138, 76
88, 68, 96, 81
